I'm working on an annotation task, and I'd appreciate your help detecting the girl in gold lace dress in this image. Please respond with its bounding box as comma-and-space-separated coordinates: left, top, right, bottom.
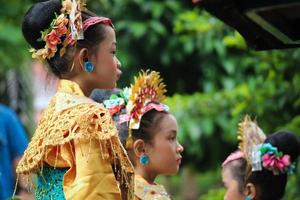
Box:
15, 0, 134, 199
91, 70, 184, 200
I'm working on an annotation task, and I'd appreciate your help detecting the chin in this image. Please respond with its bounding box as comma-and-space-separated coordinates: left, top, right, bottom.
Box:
105, 83, 116, 89
165, 169, 178, 176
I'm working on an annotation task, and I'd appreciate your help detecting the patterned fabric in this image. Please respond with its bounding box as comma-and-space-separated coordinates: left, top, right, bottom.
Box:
36, 165, 67, 200
16, 79, 134, 200
134, 175, 171, 200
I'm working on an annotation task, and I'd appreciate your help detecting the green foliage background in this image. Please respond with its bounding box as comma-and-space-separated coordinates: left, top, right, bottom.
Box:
1, 0, 299, 199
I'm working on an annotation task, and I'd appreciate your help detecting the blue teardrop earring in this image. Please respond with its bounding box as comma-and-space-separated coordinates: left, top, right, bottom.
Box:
246, 196, 251, 200
139, 154, 149, 165
84, 59, 94, 73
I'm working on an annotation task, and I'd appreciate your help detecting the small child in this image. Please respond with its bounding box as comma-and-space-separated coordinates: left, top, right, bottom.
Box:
91, 70, 184, 199
222, 116, 300, 200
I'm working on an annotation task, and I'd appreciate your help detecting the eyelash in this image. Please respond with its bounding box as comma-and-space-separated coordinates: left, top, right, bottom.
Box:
111, 50, 116, 55
170, 136, 176, 141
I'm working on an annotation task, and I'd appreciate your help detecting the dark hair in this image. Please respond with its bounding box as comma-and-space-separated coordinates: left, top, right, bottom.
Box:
131, 108, 168, 145
90, 89, 170, 164
90, 89, 129, 145
247, 131, 300, 200
22, 0, 111, 78
223, 158, 248, 193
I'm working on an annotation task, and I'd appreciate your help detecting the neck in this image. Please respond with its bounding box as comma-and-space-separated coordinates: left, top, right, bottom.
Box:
135, 165, 157, 184
68, 77, 91, 96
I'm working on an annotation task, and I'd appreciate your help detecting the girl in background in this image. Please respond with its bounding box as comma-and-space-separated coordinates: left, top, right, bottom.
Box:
222, 116, 300, 200
91, 70, 184, 199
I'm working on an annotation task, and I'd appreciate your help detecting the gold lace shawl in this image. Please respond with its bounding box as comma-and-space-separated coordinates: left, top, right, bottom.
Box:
16, 79, 134, 200
134, 175, 171, 200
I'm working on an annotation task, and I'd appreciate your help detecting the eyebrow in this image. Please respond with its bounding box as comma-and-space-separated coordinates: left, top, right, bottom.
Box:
112, 42, 117, 45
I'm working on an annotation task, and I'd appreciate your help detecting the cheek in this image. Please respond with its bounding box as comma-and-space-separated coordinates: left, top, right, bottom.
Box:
94, 54, 117, 73
155, 142, 174, 156
151, 143, 177, 169
101, 54, 117, 70
224, 186, 235, 200
225, 183, 244, 200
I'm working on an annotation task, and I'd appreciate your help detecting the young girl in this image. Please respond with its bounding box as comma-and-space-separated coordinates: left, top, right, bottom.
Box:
91, 70, 184, 199
222, 116, 300, 200
16, 0, 134, 199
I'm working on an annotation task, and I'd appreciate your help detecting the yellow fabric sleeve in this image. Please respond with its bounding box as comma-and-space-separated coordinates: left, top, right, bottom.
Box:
63, 139, 121, 200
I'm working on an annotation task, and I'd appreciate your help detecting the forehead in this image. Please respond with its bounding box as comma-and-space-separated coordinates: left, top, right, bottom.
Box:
162, 113, 176, 125
95, 25, 116, 51
155, 114, 177, 134
222, 166, 234, 180
103, 25, 116, 42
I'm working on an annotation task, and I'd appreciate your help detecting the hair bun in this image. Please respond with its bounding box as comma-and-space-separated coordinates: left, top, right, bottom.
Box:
22, 0, 61, 49
266, 131, 300, 162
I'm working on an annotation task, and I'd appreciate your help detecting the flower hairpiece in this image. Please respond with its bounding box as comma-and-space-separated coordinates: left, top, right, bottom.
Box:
260, 143, 296, 175
237, 115, 296, 175
30, 13, 69, 60
103, 88, 129, 115
30, 0, 84, 61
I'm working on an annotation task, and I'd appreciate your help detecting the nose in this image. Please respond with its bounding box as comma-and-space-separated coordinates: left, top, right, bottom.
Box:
117, 58, 121, 69
177, 141, 184, 153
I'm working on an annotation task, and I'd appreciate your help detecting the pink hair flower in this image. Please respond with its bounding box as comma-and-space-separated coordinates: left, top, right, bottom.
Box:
262, 153, 291, 174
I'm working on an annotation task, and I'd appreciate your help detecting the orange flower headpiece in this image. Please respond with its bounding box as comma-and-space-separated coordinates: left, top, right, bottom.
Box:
30, 0, 113, 61
30, 0, 85, 61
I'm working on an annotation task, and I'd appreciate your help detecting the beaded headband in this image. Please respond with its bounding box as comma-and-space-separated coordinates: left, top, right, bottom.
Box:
222, 151, 244, 167
83, 16, 113, 32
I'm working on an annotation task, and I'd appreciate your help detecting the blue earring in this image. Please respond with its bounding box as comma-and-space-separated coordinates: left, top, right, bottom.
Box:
139, 154, 149, 165
84, 60, 94, 73
246, 196, 251, 200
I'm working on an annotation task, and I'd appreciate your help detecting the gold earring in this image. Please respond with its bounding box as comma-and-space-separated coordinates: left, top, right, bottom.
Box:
70, 61, 75, 72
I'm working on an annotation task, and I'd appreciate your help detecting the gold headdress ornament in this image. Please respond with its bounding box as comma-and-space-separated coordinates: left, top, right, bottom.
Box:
124, 70, 168, 147
237, 115, 266, 170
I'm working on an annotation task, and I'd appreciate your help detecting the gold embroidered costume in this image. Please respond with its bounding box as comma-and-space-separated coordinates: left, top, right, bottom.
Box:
134, 175, 171, 200
16, 80, 134, 200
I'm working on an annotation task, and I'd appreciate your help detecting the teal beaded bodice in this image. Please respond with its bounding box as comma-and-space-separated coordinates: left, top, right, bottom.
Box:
36, 165, 68, 200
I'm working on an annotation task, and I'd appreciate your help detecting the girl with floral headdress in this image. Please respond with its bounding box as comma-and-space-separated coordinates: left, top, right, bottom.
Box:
16, 0, 134, 199
221, 116, 300, 200
91, 70, 184, 200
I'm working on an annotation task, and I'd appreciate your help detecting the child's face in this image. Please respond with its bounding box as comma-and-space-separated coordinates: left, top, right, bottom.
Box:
146, 114, 184, 175
222, 167, 245, 200
88, 25, 122, 90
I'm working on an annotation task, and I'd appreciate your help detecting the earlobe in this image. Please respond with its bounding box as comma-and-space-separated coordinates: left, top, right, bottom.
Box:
133, 139, 146, 157
133, 140, 150, 166
78, 48, 89, 71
